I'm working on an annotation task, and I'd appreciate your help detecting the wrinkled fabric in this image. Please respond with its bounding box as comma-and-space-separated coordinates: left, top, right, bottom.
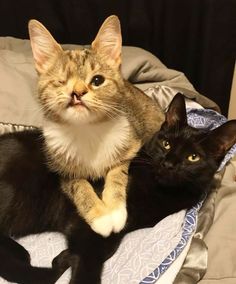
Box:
1, 37, 235, 283
0, 37, 219, 127
198, 157, 236, 284
173, 238, 208, 283
174, 160, 236, 284
0, 122, 35, 134
173, 172, 222, 284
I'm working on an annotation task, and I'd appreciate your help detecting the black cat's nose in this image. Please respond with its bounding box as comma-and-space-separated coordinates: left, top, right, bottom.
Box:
161, 160, 174, 169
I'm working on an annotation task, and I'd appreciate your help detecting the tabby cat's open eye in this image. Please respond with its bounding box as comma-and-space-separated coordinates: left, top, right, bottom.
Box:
187, 154, 200, 162
162, 140, 171, 150
90, 75, 105, 87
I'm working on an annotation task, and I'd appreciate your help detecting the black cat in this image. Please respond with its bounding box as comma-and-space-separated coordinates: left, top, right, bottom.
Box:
0, 94, 236, 284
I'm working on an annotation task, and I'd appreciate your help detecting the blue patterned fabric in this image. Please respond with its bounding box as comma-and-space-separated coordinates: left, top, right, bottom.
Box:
140, 204, 202, 283
140, 108, 236, 283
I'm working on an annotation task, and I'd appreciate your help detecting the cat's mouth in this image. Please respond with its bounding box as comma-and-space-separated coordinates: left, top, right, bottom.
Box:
68, 93, 87, 109
155, 168, 179, 184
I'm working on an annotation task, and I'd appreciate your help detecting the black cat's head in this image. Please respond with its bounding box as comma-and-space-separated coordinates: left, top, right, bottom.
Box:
143, 93, 236, 188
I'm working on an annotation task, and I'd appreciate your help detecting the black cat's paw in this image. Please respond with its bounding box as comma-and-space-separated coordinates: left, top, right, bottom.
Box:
13, 244, 31, 264
0, 235, 31, 264
52, 249, 77, 275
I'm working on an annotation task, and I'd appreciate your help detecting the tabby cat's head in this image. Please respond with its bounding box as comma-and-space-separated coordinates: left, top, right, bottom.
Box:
28, 16, 124, 124
144, 94, 236, 187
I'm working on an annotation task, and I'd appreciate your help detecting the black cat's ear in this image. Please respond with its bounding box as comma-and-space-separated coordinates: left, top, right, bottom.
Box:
165, 93, 187, 127
203, 120, 236, 159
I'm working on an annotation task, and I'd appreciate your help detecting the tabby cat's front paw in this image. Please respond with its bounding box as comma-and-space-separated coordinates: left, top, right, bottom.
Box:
90, 205, 127, 237
110, 205, 127, 233
91, 214, 113, 237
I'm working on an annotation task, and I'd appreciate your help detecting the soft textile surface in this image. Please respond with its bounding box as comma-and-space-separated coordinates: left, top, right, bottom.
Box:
0, 37, 219, 127
174, 136, 236, 283
198, 157, 236, 284
174, 159, 236, 284
102, 211, 187, 284
0, 107, 200, 284
0, 211, 187, 284
0, 123, 193, 283
0, 37, 230, 283
1, 108, 235, 284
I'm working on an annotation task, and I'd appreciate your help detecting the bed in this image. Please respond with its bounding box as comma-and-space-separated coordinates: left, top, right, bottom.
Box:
0, 2, 236, 284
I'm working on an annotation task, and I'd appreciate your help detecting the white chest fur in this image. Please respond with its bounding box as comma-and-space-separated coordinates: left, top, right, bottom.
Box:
43, 117, 131, 177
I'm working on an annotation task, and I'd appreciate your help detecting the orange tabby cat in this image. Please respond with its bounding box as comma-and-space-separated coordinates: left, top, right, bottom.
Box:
28, 15, 164, 237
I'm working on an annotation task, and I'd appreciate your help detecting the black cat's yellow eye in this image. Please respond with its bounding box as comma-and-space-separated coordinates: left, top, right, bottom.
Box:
187, 154, 200, 162
162, 140, 171, 150
91, 75, 105, 87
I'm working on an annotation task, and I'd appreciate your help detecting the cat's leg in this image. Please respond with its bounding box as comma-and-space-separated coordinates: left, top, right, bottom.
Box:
64, 226, 121, 284
0, 238, 69, 284
62, 179, 113, 237
69, 257, 102, 284
55, 250, 102, 284
0, 234, 30, 263
102, 162, 129, 232
102, 140, 141, 232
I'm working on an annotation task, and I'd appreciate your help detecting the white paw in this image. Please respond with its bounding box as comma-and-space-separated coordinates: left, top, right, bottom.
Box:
111, 206, 127, 233
90, 214, 113, 237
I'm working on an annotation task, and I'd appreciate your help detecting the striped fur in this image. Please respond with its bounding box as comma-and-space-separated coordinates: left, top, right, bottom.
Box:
28, 16, 164, 236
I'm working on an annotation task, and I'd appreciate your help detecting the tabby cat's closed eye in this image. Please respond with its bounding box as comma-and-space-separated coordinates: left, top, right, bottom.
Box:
58, 80, 66, 85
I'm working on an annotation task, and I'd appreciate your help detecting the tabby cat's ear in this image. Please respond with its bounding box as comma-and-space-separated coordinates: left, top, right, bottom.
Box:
92, 15, 122, 67
28, 20, 62, 74
203, 120, 236, 159
165, 93, 187, 127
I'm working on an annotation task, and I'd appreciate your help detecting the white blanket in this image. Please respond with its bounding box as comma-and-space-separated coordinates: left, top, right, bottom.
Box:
0, 210, 194, 284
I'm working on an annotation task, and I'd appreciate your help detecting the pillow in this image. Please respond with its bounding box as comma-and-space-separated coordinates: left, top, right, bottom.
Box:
0, 43, 41, 126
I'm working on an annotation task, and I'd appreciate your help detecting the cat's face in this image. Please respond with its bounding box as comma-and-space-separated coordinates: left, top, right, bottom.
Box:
28, 16, 123, 125
146, 124, 213, 186
142, 94, 236, 187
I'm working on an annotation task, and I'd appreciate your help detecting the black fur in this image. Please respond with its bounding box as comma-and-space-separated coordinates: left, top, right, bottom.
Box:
0, 94, 236, 283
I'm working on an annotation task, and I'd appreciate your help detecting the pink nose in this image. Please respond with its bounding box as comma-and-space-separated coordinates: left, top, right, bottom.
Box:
72, 90, 87, 98
70, 91, 87, 106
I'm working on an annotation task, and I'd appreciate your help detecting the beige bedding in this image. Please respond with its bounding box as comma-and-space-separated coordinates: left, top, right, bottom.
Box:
174, 157, 236, 284
0, 37, 236, 283
0, 37, 219, 126
199, 157, 236, 284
